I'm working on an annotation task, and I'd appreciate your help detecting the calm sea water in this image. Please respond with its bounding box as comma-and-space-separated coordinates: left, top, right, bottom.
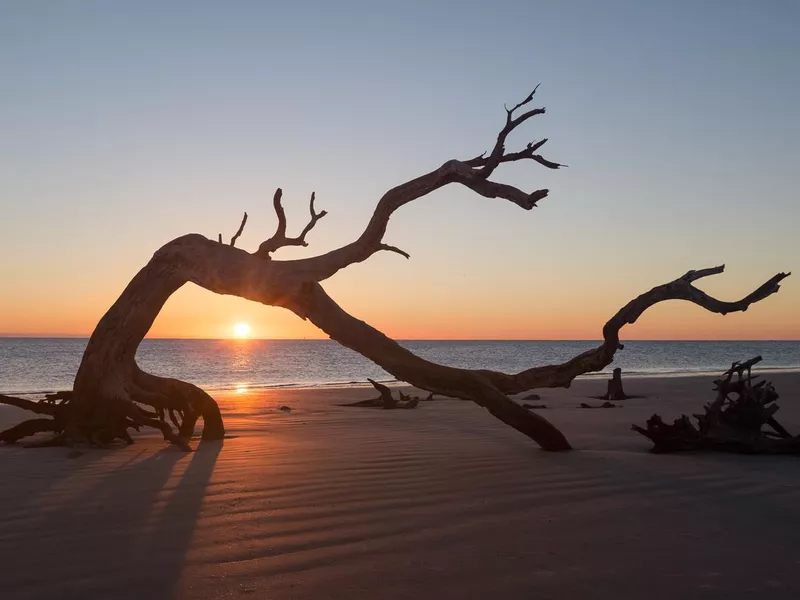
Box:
1, 338, 799, 395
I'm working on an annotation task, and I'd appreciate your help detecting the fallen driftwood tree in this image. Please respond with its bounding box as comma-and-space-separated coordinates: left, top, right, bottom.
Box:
339, 379, 431, 409
632, 357, 800, 454
0, 86, 790, 452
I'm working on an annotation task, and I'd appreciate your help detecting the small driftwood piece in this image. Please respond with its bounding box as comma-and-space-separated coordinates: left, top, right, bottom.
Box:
523, 403, 548, 410
339, 379, 431, 409
580, 401, 618, 409
632, 356, 800, 454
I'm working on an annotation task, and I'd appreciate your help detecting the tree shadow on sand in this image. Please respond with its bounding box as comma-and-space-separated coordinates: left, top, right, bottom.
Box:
1, 438, 222, 599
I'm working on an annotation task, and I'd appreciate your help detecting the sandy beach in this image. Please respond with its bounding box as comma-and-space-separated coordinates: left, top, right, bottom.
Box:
2, 373, 800, 599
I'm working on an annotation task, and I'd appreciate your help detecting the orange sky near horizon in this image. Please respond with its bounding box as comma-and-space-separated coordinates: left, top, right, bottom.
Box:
2, 3, 798, 343
1, 260, 796, 341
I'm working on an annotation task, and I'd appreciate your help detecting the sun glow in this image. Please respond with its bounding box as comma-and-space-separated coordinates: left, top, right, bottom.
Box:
232, 322, 251, 339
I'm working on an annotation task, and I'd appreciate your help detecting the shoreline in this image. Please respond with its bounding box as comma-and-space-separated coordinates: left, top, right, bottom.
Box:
5, 366, 800, 398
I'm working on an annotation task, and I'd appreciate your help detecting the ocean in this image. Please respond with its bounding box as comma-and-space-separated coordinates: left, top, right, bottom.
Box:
1, 338, 799, 396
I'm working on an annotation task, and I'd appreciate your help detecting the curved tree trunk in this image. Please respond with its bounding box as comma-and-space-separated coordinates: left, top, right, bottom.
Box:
67, 234, 572, 451
1, 87, 789, 452
68, 243, 226, 446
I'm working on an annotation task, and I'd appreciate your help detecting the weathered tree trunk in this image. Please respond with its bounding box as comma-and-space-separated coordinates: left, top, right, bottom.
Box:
0, 88, 789, 452
50, 248, 225, 448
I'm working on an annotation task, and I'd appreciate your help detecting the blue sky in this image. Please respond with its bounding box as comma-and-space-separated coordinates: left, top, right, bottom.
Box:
1, 1, 798, 338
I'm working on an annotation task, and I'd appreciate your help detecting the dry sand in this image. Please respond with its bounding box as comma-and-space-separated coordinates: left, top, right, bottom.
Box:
2, 373, 800, 599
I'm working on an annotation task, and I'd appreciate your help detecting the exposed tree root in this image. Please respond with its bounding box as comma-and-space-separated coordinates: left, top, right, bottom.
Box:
0, 417, 61, 444
632, 357, 800, 454
0, 375, 220, 451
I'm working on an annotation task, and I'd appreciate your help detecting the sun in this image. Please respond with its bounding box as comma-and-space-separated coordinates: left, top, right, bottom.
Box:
232, 322, 251, 339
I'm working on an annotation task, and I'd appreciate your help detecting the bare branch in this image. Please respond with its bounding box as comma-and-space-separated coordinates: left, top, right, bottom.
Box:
479, 85, 565, 177
255, 189, 327, 258
378, 243, 410, 259
279, 266, 787, 449
286, 281, 572, 451
506, 84, 540, 114
0, 394, 58, 416
230, 212, 248, 247
476, 268, 791, 394
274, 160, 552, 281
296, 192, 328, 242
273, 87, 561, 281
466, 139, 566, 171
450, 161, 550, 209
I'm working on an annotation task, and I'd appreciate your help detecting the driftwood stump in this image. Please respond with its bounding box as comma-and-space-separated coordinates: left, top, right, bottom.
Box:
603, 368, 628, 400
339, 379, 431, 409
632, 356, 800, 454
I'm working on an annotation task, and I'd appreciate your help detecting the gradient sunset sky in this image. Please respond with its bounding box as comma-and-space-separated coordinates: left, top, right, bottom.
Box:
1, 1, 797, 340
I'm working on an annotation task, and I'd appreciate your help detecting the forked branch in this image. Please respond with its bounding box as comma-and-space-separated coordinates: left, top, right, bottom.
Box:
474, 84, 565, 176
274, 88, 564, 281
255, 189, 327, 257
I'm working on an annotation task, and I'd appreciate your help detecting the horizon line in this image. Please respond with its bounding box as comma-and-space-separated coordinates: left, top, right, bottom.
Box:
1, 336, 799, 343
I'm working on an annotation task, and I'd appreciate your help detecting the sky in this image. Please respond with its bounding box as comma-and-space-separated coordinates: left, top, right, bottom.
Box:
1, 0, 798, 340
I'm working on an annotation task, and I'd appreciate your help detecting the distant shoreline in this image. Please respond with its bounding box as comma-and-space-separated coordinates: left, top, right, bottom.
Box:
5, 367, 800, 399
3, 339, 799, 396
2, 336, 800, 342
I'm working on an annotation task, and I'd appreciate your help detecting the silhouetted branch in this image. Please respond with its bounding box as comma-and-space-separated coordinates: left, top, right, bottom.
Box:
273, 88, 562, 281
475, 85, 565, 177
230, 212, 248, 247
255, 189, 327, 257
378, 243, 410, 259
476, 267, 791, 393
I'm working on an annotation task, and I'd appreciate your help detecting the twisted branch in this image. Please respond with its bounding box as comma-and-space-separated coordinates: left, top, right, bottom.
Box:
274, 88, 563, 281
476, 267, 791, 394
255, 189, 327, 257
